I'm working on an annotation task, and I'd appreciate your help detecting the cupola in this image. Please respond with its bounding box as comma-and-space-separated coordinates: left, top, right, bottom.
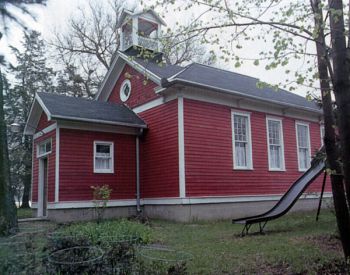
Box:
118, 9, 166, 53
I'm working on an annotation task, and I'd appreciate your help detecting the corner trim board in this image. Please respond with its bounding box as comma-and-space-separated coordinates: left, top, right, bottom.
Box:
55, 126, 60, 202
178, 96, 186, 198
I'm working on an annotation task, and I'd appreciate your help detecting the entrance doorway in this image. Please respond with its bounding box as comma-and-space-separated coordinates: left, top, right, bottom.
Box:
38, 157, 48, 217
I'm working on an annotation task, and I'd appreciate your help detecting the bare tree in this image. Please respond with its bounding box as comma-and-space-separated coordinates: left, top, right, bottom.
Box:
51, 0, 215, 98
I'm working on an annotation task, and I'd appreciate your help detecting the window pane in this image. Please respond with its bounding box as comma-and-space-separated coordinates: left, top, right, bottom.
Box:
297, 125, 308, 148
96, 157, 110, 169
96, 144, 110, 154
270, 145, 281, 169
268, 120, 280, 145
235, 142, 247, 167
299, 148, 308, 169
234, 115, 247, 142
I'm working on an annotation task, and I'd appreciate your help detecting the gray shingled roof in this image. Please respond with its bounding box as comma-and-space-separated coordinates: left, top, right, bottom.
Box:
126, 54, 184, 78
125, 52, 321, 113
37, 92, 147, 128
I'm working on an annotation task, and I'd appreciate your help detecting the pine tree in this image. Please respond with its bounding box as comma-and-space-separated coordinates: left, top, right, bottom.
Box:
5, 30, 55, 208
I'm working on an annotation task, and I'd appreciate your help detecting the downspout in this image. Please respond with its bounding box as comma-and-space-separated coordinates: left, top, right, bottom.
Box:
136, 129, 142, 213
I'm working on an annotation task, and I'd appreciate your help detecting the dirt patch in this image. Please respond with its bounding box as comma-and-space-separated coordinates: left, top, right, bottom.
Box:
304, 234, 342, 253
316, 259, 349, 274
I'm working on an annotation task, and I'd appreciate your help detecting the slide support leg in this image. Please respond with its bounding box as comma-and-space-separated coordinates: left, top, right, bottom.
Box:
316, 172, 327, 221
240, 224, 252, 237
259, 221, 268, 234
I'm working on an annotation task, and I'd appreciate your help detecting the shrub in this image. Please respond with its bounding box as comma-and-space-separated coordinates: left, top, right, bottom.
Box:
55, 219, 152, 246
91, 184, 112, 223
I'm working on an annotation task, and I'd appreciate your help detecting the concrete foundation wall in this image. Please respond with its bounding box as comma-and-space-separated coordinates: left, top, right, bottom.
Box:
46, 206, 137, 223
143, 198, 332, 222
42, 197, 332, 223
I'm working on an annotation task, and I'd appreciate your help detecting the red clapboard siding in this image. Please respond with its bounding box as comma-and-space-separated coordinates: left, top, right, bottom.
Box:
139, 100, 179, 198
184, 98, 330, 197
36, 112, 54, 132
32, 130, 56, 202
59, 129, 136, 201
108, 64, 159, 108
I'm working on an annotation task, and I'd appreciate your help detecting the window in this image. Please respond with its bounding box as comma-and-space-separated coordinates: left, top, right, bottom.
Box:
296, 123, 311, 171
37, 139, 52, 158
120, 79, 131, 102
266, 118, 285, 171
320, 125, 325, 146
232, 111, 253, 169
94, 141, 114, 173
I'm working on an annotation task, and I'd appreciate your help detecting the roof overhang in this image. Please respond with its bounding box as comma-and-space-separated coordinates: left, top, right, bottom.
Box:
159, 78, 323, 115
25, 93, 147, 136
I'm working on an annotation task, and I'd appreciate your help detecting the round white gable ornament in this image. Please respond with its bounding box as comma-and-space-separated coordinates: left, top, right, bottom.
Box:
120, 79, 131, 102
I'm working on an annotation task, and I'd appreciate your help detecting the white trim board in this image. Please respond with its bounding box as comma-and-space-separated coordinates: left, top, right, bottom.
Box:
133, 97, 165, 113
33, 123, 57, 140
55, 126, 60, 202
178, 96, 186, 198
30, 193, 332, 209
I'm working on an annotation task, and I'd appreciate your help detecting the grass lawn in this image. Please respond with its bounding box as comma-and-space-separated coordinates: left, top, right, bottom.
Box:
149, 210, 344, 274
0, 210, 346, 274
16, 208, 33, 219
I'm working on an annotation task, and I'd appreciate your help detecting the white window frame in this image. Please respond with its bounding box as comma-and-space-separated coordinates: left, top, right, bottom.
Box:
120, 79, 131, 102
295, 122, 311, 172
266, 117, 285, 171
320, 124, 325, 146
37, 138, 52, 158
93, 141, 114, 174
231, 110, 253, 170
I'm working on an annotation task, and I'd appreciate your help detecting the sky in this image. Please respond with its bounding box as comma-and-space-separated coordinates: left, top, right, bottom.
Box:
0, 0, 318, 98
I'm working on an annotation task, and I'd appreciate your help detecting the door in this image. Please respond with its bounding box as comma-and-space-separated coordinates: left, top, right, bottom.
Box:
38, 158, 48, 217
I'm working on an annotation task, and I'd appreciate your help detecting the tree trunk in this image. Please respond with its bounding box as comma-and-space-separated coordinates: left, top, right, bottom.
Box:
21, 137, 31, 208
328, 0, 350, 209
311, 0, 350, 259
0, 69, 17, 236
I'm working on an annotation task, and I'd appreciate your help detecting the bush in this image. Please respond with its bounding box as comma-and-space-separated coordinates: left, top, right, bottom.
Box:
55, 219, 152, 246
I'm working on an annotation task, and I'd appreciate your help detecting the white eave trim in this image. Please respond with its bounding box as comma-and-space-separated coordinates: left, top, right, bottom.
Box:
160, 78, 322, 115
24, 93, 53, 135
52, 115, 147, 129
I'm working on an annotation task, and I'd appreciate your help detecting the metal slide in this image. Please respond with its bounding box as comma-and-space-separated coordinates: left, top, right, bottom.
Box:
232, 159, 325, 236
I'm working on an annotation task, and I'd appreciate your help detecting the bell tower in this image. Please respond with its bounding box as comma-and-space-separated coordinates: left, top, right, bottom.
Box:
118, 9, 166, 53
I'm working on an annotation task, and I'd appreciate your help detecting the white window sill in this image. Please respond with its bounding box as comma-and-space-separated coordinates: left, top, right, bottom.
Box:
37, 151, 52, 158
233, 167, 254, 171
268, 168, 286, 172
94, 170, 114, 174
